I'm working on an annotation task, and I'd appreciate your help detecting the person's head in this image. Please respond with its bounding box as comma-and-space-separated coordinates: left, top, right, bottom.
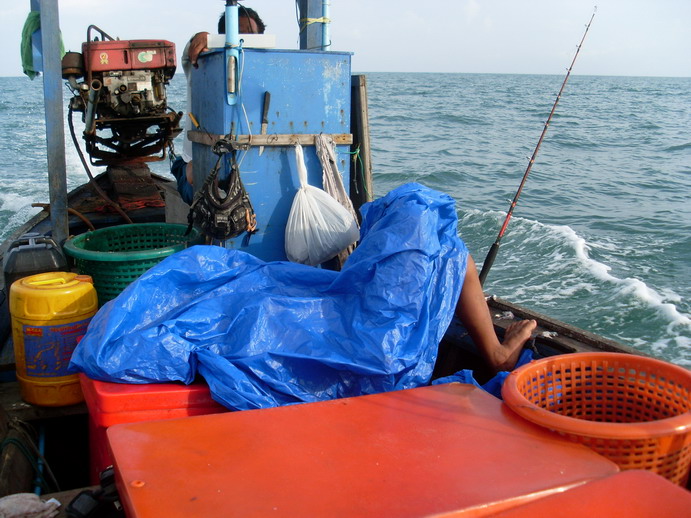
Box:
218, 7, 266, 34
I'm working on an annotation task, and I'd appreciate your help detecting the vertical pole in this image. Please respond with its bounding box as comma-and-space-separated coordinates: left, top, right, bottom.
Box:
297, 0, 323, 50
34, 0, 68, 245
321, 0, 330, 50
224, 0, 239, 47
349, 75, 373, 218
224, 0, 239, 105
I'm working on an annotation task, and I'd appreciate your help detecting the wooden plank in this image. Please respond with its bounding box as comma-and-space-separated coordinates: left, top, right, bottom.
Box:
187, 130, 352, 148
297, 0, 325, 50
349, 75, 374, 217
0, 382, 87, 422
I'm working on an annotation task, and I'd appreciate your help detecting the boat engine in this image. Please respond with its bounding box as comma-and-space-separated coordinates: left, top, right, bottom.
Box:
62, 25, 182, 166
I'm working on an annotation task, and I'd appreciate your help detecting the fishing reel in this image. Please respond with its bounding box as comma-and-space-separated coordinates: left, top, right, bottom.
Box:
62, 25, 182, 166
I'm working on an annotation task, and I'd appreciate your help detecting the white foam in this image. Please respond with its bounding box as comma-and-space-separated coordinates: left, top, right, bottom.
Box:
0, 204, 42, 242
0, 189, 32, 213
550, 223, 691, 329
464, 209, 691, 334
651, 335, 691, 367
552, 226, 689, 333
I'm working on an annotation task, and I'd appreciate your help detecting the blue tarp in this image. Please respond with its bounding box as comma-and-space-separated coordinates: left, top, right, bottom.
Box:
70, 183, 468, 410
432, 349, 534, 399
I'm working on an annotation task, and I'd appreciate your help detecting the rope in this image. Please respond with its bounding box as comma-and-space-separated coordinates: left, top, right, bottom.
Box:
299, 16, 331, 33
67, 105, 133, 224
346, 145, 371, 200
31, 203, 96, 231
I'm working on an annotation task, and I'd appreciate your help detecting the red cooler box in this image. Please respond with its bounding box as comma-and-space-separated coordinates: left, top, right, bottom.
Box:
80, 374, 227, 483
487, 470, 691, 517
107, 384, 620, 517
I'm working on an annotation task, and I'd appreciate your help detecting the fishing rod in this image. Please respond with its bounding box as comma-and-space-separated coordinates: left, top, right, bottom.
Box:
478, 8, 597, 286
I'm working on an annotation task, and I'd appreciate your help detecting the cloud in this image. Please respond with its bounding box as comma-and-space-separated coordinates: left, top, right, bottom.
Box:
464, 0, 481, 20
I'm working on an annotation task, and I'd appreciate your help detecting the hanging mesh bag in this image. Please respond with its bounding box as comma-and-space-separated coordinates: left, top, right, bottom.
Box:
187, 142, 257, 242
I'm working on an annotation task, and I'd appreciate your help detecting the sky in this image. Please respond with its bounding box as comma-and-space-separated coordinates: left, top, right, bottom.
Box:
1, 0, 690, 78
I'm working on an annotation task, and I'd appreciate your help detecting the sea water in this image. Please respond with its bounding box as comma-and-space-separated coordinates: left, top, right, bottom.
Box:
0, 73, 689, 366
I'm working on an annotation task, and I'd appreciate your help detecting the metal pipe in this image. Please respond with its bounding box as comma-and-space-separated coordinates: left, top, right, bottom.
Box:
322, 0, 330, 50
224, 0, 239, 48
225, 0, 239, 105
66, 75, 80, 90
83, 79, 101, 135
35, 0, 69, 246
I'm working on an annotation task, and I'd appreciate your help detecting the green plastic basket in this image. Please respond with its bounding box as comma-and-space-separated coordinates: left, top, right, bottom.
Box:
64, 223, 203, 304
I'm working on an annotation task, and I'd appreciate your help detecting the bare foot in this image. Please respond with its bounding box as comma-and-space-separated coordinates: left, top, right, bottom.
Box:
490, 319, 537, 373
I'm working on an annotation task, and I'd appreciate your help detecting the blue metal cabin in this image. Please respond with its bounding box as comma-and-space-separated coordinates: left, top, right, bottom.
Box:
188, 1, 353, 261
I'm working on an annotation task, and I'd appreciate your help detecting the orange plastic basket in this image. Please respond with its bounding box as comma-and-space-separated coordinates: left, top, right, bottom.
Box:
502, 352, 691, 486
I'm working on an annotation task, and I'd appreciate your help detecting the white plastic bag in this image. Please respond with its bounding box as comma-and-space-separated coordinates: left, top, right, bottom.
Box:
285, 144, 360, 265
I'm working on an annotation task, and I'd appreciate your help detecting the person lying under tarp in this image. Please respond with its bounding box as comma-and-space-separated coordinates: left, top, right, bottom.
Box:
70, 183, 535, 411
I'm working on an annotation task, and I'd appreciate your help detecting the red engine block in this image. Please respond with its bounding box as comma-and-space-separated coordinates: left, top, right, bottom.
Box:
83, 39, 176, 74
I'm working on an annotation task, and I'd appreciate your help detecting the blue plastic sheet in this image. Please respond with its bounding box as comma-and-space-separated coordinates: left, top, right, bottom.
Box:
432, 349, 535, 399
70, 183, 468, 410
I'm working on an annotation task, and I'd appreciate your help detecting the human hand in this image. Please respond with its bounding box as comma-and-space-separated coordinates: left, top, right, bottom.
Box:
188, 32, 210, 68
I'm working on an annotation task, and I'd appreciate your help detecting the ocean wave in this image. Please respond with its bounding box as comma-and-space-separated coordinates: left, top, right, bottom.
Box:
435, 113, 488, 126
664, 142, 691, 152
650, 335, 691, 367
0, 205, 42, 242
0, 188, 36, 213
637, 121, 662, 130
547, 136, 601, 149
549, 223, 691, 328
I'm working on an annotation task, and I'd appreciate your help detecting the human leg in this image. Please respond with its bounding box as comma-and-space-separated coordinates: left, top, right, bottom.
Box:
171, 156, 194, 204
454, 255, 536, 373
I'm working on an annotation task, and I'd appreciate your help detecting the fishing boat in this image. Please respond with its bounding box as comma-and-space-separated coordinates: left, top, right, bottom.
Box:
1, 1, 689, 516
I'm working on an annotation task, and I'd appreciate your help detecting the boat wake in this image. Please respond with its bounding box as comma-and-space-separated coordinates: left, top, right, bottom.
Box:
551, 223, 691, 328
460, 209, 690, 366
0, 191, 43, 242
0, 190, 30, 214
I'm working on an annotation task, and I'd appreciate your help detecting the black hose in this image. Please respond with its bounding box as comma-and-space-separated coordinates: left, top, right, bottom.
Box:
67, 105, 133, 224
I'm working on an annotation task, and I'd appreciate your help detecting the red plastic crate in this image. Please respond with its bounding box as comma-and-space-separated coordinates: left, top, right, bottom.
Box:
80, 374, 227, 483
